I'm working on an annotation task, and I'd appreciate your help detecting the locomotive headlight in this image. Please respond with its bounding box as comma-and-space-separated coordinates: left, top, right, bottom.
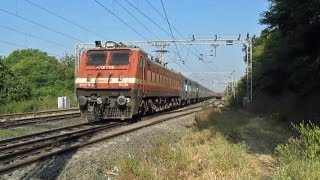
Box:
126, 98, 130, 103
117, 95, 127, 106
105, 41, 116, 48
78, 96, 87, 106
118, 74, 123, 81
96, 97, 103, 104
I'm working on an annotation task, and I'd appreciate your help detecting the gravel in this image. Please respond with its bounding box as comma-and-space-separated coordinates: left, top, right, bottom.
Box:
1, 113, 197, 180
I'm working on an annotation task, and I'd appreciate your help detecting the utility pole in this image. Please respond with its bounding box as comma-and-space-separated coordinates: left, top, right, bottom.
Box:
230, 69, 236, 99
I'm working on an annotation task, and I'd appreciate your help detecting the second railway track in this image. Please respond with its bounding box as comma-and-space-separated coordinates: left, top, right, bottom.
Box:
0, 104, 204, 175
0, 111, 80, 129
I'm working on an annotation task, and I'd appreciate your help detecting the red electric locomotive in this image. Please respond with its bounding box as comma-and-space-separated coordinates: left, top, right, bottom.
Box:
75, 41, 214, 122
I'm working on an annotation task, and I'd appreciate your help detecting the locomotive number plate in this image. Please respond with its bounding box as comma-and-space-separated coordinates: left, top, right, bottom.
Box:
96, 65, 115, 69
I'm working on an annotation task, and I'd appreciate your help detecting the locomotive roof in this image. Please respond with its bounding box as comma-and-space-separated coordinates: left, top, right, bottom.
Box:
86, 46, 141, 51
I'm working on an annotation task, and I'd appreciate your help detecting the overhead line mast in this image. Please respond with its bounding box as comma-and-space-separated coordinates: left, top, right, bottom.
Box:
125, 34, 253, 102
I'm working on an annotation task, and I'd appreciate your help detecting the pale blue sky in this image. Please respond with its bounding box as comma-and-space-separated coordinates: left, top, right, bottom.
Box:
0, 0, 269, 91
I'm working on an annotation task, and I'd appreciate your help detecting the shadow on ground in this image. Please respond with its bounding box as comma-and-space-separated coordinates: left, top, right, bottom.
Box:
196, 107, 295, 155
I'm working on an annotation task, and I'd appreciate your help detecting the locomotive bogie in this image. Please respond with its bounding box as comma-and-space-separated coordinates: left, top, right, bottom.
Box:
76, 89, 141, 120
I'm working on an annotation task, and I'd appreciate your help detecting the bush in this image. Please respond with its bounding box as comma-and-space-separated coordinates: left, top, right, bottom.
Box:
0, 95, 77, 114
275, 122, 320, 179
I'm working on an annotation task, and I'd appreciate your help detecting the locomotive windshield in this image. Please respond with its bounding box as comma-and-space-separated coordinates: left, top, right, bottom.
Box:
110, 51, 130, 65
87, 51, 107, 66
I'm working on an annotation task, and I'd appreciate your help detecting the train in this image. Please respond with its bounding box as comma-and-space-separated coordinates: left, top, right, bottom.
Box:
75, 41, 215, 122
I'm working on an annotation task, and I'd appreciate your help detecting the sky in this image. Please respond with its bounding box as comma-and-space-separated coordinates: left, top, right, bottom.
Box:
0, 0, 269, 92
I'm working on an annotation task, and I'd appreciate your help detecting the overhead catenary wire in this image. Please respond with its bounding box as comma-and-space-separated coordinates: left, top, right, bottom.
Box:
0, 8, 84, 43
113, 0, 161, 40
144, 0, 191, 42
123, 0, 185, 64
131, 1, 216, 84
0, 39, 62, 57
0, 40, 28, 48
144, 0, 217, 71
123, 0, 173, 38
23, 0, 106, 40
0, 25, 73, 49
113, 0, 182, 66
159, 0, 183, 64
155, 0, 210, 79
93, 0, 149, 41
95, 0, 209, 83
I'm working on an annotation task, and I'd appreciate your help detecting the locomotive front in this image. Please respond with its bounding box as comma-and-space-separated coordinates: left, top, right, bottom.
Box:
75, 41, 141, 121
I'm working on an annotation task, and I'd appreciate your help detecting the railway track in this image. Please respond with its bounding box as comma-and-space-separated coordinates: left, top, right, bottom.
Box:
0, 108, 79, 120
0, 104, 204, 175
0, 110, 80, 129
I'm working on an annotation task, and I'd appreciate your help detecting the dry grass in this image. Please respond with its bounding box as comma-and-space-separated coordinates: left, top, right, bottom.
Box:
117, 130, 259, 179
116, 109, 263, 179
116, 107, 309, 179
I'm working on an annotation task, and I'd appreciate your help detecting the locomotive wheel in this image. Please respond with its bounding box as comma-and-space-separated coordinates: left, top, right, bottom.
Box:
86, 115, 101, 123
130, 114, 141, 124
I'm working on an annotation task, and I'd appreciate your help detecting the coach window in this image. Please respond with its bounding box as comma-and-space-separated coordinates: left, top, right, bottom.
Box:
139, 56, 144, 67
152, 72, 155, 82
147, 71, 151, 81
151, 72, 153, 82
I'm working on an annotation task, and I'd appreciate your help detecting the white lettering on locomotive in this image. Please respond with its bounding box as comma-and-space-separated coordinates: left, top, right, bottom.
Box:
78, 83, 94, 88
96, 65, 115, 69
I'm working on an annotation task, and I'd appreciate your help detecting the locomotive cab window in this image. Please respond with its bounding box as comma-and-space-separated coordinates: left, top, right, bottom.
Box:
110, 51, 130, 65
87, 51, 107, 66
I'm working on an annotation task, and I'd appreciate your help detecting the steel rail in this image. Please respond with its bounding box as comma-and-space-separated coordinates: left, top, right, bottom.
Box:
0, 112, 81, 129
0, 105, 204, 175
0, 108, 79, 120
0, 122, 123, 165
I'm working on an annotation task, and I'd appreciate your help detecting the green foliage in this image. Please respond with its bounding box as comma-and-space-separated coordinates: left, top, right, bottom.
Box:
258, 0, 320, 95
234, 0, 320, 113
0, 49, 75, 113
275, 123, 320, 179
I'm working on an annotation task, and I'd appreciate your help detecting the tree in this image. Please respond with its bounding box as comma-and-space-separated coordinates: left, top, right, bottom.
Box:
2, 49, 75, 101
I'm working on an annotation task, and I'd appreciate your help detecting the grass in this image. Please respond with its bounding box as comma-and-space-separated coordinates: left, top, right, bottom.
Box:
116, 130, 258, 179
116, 109, 261, 179
0, 95, 78, 114
274, 123, 320, 179
113, 107, 320, 179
